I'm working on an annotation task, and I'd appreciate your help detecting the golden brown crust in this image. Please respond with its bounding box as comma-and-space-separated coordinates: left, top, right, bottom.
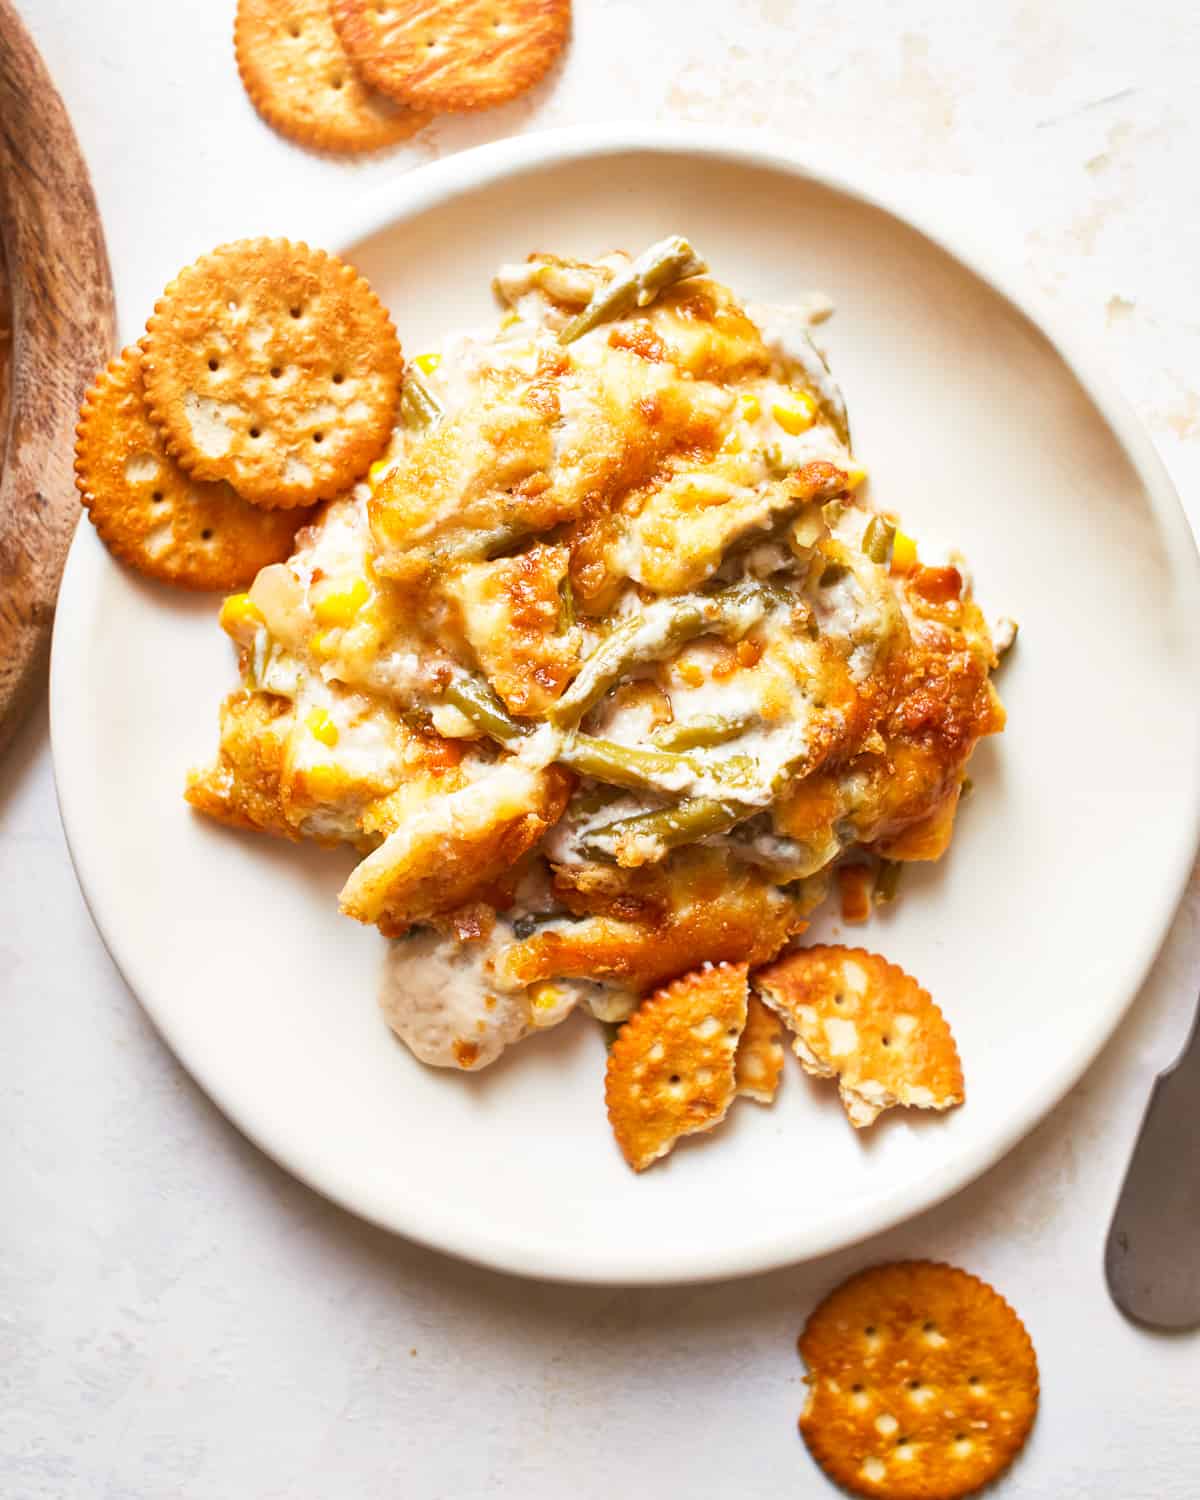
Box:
235, 0, 430, 153
753, 945, 963, 1129
330, 0, 570, 114
185, 689, 299, 838
798, 1261, 1038, 1499
496, 849, 805, 993
75, 348, 309, 590
369, 344, 728, 584
340, 762, 573, 936
142, 239, 403, 506
605, 962, 747, 1170
188, 684, 471, 862
447, 542, 580, 714
773, 591, 1004, 866
629, 457, 849, 597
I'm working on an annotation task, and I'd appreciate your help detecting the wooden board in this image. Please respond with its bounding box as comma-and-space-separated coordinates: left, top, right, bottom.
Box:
0, 0, 115, 758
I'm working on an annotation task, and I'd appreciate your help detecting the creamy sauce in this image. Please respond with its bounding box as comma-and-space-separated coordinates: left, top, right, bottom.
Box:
380, 927, 535, 1069
199, 249, 1001, 1072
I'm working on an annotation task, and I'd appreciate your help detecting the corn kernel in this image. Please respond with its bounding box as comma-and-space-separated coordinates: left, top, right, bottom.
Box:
528, 982, 563, 1024
313, 576, 370, 628
218, 593, 262, 638
845, 465, 869, 491
500, 310, 521, 329
772, 390, 817, 435
414, 352, 441, 374
306, 708, 339, 747
891, 530, 919, 574
721, 429, 744, 454
368, 457, 392, 486
738, 392, 761, 421
530, 982, 560, 1010
310, 629, 336, 659
305, 764, 345, 802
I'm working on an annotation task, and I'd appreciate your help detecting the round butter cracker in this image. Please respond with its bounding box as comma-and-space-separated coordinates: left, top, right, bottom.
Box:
330, 0, 570, 114
75, 347, 309, 591
798, 1261, 1039, 1499
605, 961, 748, 1172
141, 238, 403, 507
235, 0, 430, 153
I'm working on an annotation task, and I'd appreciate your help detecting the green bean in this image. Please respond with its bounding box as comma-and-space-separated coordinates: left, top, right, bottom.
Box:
550, 580, 769, 730
399, 369, 442, 429
558, 573, 576, 631
435, 673, 760, 797
651, 713, 758, 751
431, 520, 540, 568
791, 329, 850, 447
874, 858, 903, 904
558, 236, 707, 345
561, 734, 743, 794
441, 675, 527, 746
584, 797, 752, 857
862, 516, 896, 566
570, 782, 622, 819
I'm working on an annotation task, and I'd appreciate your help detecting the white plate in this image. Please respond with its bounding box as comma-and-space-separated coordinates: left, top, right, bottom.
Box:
52, 127, 1200, 1284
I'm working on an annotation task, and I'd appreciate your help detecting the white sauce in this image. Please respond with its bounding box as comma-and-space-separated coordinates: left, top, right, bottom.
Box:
379, 928, 534, 1069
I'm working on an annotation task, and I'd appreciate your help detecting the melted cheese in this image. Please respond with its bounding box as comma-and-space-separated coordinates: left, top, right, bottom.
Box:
190, 245, 1006, 1070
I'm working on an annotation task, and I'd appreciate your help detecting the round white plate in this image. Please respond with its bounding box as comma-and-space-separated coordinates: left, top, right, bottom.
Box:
52, 127, 1200, 1284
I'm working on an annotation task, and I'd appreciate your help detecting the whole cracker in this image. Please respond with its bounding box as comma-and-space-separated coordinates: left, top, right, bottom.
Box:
141, 238, 403, 507
330, 0, 570, 113
798, 1261, 1039, 1499
605, 962, 747, 1172
75, 347, 309, 591
235, 0, 431, 153
754, 946, 963, 1129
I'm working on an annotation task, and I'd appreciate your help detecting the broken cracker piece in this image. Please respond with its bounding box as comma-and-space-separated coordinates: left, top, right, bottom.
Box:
753, 945, 962, 1128
798, 1260, 1038, 1499
735, 993, 785, 1105
605, 962, 748, 1172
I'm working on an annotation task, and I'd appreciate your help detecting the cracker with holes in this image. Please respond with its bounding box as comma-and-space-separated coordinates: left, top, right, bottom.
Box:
330, 0, 570, 114
75, 347, 309, 590
235, 0, 430, 153
735, 993, 785, 1105
798, 1261, 1039, 1499
753, 946, 963, 1129
141, 238, 403, 507
605, 962, 748, 1171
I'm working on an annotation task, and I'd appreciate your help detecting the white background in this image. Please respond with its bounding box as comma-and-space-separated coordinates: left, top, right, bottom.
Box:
5, 1, 1200, 1494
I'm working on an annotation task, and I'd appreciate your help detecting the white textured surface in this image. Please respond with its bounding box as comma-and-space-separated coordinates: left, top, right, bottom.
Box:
5, 1, 1200, 1494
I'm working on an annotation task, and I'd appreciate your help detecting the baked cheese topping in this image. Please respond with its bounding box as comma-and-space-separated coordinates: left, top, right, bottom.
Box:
187, 240, 1006, 1069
